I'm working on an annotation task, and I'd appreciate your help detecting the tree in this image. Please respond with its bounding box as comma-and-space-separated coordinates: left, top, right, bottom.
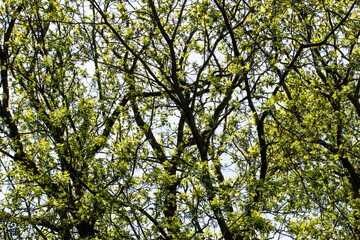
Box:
0, 0, 359, 239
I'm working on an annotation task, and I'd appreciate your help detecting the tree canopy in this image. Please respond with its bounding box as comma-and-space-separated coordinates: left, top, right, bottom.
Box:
1, 0, 360, 239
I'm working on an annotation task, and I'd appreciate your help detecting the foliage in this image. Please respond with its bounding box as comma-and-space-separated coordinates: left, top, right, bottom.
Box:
0, 0, 360, 239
